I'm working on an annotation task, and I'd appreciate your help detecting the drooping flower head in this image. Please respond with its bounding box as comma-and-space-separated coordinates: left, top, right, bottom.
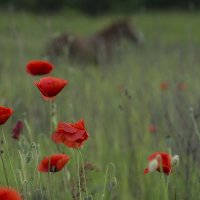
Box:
34, 76, 68, 100
38, 154, 70, 173
12, 121, 23, 140
144, 152, 179, 175
160, 81, 169, 91
0, 106, 14, 125
26, 60, 54, 76
0, 187, 23, 200
52, 119, 89, 149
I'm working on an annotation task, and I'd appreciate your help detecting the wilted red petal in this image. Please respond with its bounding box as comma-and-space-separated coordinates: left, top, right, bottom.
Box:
38, 154, 70, 173
26, 60, 54, 76
0, 187, 23, 200
0, 106, 14, 125
34, 76, 68, 100
52, 119, 89, 149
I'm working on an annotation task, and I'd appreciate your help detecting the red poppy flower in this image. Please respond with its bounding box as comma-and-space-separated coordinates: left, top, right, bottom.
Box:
52, 119, 89, 149
0, 187, 23, 200
12, 121, 23, 140
26, 60, 54, 76
148, 124, 157, 133
38, 154, 70, 173
160, 82, 169, 90
0, 106, 14, 125
144, 152, 172, 175
34, 76, 68, 100
117, 84, 125, 92
177, 82, 187, 91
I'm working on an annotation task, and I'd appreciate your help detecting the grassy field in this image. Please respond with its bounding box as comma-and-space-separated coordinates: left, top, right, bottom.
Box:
1, 10, 200, 200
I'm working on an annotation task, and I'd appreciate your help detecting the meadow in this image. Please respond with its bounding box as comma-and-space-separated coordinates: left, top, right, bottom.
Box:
0, 10, 200, 200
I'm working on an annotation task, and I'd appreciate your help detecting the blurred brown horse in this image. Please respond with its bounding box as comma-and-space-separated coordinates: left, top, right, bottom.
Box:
45, 19, 144, 64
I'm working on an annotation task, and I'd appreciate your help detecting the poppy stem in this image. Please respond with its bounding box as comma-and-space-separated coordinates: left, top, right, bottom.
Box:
24, 117, 33, 142
78, 149, 89, 199
47, 171, 53, 200
34, 143, 44, 199
166, 174, 170, 198
77, 150, 82, 200
50, 100, 58, 132
190, 107, 200, 141
50, 100, 53, 134
0, 150, 9, 187
1, 126, 19, 189
49, 100, 60, 152
46, 158, 53, 200
160, 173, 169, 200
101, 162, 116, 200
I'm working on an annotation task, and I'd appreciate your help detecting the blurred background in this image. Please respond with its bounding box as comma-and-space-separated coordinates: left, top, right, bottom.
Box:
0, 0, 200, 14
0, 0, 200, 200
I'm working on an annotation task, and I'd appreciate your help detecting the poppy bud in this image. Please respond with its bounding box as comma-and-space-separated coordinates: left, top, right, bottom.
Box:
171, 155, 179, 168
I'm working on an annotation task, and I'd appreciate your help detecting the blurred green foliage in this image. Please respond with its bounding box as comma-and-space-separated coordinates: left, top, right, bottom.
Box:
1, 10, 200, 199
0, 0, 200, 14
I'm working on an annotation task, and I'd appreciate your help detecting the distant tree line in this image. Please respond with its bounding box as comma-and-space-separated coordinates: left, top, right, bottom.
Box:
0, 0, 199, 14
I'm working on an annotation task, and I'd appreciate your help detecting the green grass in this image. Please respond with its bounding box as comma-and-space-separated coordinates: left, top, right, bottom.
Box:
0, 9, 200, 200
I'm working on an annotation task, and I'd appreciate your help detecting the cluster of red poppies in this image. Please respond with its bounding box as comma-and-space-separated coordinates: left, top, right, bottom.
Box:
0, 60, 89, 199
160, 81, 187, 91
0, 60, 180, 199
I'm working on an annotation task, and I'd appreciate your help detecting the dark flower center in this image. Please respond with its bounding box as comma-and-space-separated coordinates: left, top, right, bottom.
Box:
49, 165, 58, 172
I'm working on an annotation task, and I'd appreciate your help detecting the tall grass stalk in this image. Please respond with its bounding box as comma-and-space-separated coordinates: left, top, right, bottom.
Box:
190, 107, 200, 141
77, 150, 82, 200
101, 162, 116, 200
1, 126, 19, 189
78, 149, 89, 199
0, 150, 9, 187
24, 118, 33, 142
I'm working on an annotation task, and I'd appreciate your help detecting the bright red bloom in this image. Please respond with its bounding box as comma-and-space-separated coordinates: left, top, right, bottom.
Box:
38, 154, 70, 173
160, 82, 169, 90
148, 124, 157, 133
0, 187, 23, 200
144, 152, 172, 175
26, 60, 54, 76
12, 121, 23, 140
52, 119, 89, 149
0, 106, 14, 125
34, 76, 68, 100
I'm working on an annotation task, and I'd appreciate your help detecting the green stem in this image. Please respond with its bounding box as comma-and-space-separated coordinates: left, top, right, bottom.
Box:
159, 156, 168, 200
0, 151, 9, 187
160, 172, 169, 200
24, 118, 33, 142
35, 145, 44, 199
78, 149, 89, 199
2, 126, 19, 189
50, 100, 53, 134
49, 100, 60, 153
102, 162, 116, 200
77, 150, 82, 200
47, 171, 53, 200
190, 108, 200, 141
166, 174, 170, 195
